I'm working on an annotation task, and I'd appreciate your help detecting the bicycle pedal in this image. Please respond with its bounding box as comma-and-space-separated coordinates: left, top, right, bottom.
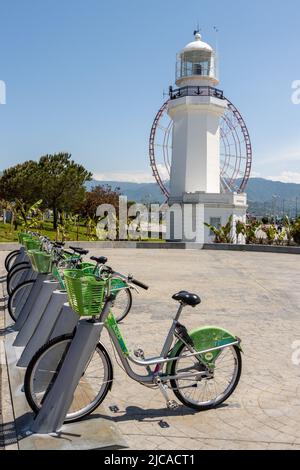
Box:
134, 348, 145, 359
159, 420, 170, 429
166, 400, 179, 411
109, 405, 120, 413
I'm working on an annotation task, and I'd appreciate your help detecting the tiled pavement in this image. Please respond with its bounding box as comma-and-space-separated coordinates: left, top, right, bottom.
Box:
1, 249, 300, 450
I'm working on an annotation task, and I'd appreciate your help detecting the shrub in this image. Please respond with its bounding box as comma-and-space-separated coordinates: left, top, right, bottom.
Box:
204, 215, 234, 244
292, 219, 300, 245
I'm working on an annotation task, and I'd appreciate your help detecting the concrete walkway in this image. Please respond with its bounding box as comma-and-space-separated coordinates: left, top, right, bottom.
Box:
1, 249, 300, 450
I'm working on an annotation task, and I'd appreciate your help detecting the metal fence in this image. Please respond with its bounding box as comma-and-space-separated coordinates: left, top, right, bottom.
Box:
169, 85, 224, 101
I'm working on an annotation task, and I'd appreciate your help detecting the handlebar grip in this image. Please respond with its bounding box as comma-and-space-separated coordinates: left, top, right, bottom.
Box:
131, 279, 149, 290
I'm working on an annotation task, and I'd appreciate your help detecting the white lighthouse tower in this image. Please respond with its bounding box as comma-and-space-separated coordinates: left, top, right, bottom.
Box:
167, 32, 248, 244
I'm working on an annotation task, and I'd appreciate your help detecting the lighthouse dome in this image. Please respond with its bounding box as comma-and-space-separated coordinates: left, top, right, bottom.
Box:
180, 32, 213, 54
176, 32, 218, 87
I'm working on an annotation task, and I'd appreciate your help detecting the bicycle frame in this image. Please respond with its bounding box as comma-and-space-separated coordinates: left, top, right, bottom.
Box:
99, 297, 239, 385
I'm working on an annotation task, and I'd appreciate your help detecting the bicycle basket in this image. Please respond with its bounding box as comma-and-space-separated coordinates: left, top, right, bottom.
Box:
28, 250, 52, 274
79, 262, 97, 275
64, 269, 107, 317
18, 232, 32, 245
23, 238, 41, 251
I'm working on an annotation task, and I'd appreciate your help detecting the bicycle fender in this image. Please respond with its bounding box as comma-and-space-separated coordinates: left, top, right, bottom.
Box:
166, 326, 242, 375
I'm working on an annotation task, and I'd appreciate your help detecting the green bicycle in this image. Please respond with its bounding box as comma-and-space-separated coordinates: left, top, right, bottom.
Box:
24, 266, 242, 422
8, 239, 133, 323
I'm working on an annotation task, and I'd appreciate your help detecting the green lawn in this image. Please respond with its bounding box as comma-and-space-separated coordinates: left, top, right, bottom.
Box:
0, 220, 92, 242
0, 221, 165, 243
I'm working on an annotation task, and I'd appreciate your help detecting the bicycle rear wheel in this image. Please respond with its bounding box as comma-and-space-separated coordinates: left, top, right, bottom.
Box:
24, 334, 113, 422
170, 344, 242, 411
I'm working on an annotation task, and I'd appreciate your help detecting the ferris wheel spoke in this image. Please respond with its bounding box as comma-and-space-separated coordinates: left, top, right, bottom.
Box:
220, 176, 232, 192
220, 122, 240, 138
221, 163, 245, 179
220, 152, 246, 161
221, 140, 247, 150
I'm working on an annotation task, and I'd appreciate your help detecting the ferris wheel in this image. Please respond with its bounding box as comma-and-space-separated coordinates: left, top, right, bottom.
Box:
149, 96, 252, 199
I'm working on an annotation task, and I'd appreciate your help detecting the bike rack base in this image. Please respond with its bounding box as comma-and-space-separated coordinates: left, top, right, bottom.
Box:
3, 298, 127, 450
31, 320, 106, 434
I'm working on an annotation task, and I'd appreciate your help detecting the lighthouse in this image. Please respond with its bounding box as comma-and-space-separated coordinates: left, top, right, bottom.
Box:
166, 32, 248, 244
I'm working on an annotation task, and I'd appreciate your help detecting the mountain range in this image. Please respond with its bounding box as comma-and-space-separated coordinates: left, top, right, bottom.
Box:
1, 169, 300, 216
88, 178, 300, 217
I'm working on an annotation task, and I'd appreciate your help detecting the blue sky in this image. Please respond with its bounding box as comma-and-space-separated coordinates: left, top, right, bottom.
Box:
0, 0, 300, 184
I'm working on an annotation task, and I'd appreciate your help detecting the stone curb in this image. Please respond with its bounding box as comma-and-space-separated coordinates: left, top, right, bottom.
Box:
1, 242, 299, 254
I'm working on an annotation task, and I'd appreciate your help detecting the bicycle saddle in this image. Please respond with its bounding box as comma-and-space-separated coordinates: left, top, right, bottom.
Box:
69, 246, 89, 256
90, 256, 108, 265
172, 291, 201, 307
54, 242, 65, 247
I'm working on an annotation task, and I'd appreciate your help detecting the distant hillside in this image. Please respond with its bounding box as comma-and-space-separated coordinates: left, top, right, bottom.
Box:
244, 178, 300, 202
88, 178, 300, 217
88, 178, 300, 202
87, 180, 167, 203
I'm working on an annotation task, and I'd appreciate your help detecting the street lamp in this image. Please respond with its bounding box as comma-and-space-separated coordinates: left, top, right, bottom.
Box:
272, 194, 278, 222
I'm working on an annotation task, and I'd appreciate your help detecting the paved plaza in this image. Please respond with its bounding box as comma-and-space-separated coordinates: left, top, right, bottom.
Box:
1, 249, 300, 450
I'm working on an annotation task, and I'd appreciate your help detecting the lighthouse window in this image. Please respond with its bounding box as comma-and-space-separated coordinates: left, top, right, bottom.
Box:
178, 50, 213, 79
192, 63, 202, 75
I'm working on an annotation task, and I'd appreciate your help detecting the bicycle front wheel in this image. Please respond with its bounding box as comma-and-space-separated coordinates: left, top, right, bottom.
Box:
5, 250, 20, 272
113, 288, 132, 323
24, 334, 113, 423
170, 344, 242, 411
8, 280, 35, 322
7, 266, 32, 295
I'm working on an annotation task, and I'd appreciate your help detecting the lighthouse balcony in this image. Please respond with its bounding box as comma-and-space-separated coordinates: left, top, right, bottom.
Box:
169, 85, 224, 101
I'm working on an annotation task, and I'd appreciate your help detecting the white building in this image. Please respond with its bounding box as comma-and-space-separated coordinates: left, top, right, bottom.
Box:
166, 32, 247, 244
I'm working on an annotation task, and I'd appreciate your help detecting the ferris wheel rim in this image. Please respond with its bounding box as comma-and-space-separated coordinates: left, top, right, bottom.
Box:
149, 96, 252, 198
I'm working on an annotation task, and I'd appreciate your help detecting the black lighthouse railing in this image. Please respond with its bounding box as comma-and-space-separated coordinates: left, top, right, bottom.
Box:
169, 85, 224, 101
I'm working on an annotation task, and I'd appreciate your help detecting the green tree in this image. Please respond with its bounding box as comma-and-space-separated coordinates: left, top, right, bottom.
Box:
0, 160, 41, 211
38, 153, 92, 229
77, 185, 121, 220
0, 154, 92, 230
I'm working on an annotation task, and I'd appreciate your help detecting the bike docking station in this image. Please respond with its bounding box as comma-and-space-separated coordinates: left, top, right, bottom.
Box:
2, 269, 127, 450
13, 279, 60, 346
13, 273, 50, 331
12, 246, 28, 266
17, 288, 68, 367
28, 317, 127, 450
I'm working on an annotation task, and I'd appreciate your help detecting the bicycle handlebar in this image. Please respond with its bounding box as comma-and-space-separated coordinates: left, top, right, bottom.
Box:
102, 267, 149, 291
130, 279, 149, 290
